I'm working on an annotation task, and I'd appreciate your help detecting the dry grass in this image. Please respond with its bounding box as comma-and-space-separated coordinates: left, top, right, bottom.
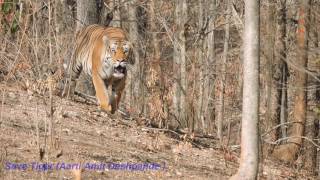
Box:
0, 83, 316, 179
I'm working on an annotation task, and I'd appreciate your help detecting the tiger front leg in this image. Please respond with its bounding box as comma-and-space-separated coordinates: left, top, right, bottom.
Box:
113, 91, 123, 114
92, 73, 112, 112
110, 80, 125, 114
115, 87, 124, 112
109, 90, 122, 114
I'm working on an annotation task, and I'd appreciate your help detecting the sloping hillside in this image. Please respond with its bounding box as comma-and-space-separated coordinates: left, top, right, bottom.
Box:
0, 84, 313, 179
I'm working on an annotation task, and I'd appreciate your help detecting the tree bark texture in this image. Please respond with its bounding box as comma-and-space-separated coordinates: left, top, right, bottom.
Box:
173, 0, 188, 128
231, 0, 260, 179
216, 0, 230, 142
272, 0, 311, 163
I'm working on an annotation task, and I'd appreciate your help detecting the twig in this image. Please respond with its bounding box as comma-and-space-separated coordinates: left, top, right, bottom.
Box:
141, 127, 217, 140
142, 127, 206, 149
74, 91, 97, 104
48, 0, 54, 151
261, 121, 302, 137
231, 3, 243, 34
264, 136, 320, 149
141, 127, 182, 137
0, 89, 5, 126
48, 76, 55, 148
35, 102, 42, 160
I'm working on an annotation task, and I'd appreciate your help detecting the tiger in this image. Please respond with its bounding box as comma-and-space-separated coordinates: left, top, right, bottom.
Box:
63, 24, 134, 114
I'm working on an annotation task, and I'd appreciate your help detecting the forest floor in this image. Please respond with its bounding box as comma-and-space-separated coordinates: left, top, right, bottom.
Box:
0, 83, 315, 180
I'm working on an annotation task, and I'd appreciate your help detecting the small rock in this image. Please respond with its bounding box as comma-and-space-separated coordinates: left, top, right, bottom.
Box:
175, 170, 182, 176
62, 128, 72, 135
8, 92, 16, 99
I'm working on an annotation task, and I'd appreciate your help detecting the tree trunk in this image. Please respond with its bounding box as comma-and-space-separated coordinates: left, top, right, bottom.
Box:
54, 0, 74, 76
147, 0, 164, 127
231, 0, 260, 179
280, 64, 288, 138
265, 0, 288, 154
128, 0, 142, 114
173, 4, 181, 127
76, 0, 98, 31
318, 117, 320, 178
55, 0, 73, 50
196, 0, 203, 133
314, 2, 320, 176
206, 0, 216, 134
304, 1, 319, 175
304, 116, 317, 175
75, 0, 98, 96
108, 0, 121, 27
277, 0, 289, 140
265, 0, 276, 150
197, 0, 207, 133
216, 0, 230, 142
272, 0, 311, 163
179, 0, 188, 129
173, 0, 188, 128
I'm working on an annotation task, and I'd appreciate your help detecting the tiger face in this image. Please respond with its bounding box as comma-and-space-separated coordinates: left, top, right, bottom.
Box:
103, 39, 132, 79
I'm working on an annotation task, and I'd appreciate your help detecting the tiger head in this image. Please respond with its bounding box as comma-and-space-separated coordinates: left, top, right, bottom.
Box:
109, 40, 131, 79
102, 31, 133, 79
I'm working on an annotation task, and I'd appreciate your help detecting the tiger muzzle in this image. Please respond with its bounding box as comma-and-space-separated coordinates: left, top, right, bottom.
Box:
113, 61, 127, 78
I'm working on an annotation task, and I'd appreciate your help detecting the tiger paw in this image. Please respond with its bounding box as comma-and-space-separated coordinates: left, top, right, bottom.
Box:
99, 104, 112, 113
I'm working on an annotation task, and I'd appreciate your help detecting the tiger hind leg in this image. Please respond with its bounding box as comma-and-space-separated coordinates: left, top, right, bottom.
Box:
76, 73, 95, 96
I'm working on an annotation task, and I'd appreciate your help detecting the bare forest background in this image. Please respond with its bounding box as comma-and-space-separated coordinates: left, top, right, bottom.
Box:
0, 0, 320, 178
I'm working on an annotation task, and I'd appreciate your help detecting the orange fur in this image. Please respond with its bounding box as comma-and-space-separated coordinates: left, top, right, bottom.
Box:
66, 25, 133, 113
